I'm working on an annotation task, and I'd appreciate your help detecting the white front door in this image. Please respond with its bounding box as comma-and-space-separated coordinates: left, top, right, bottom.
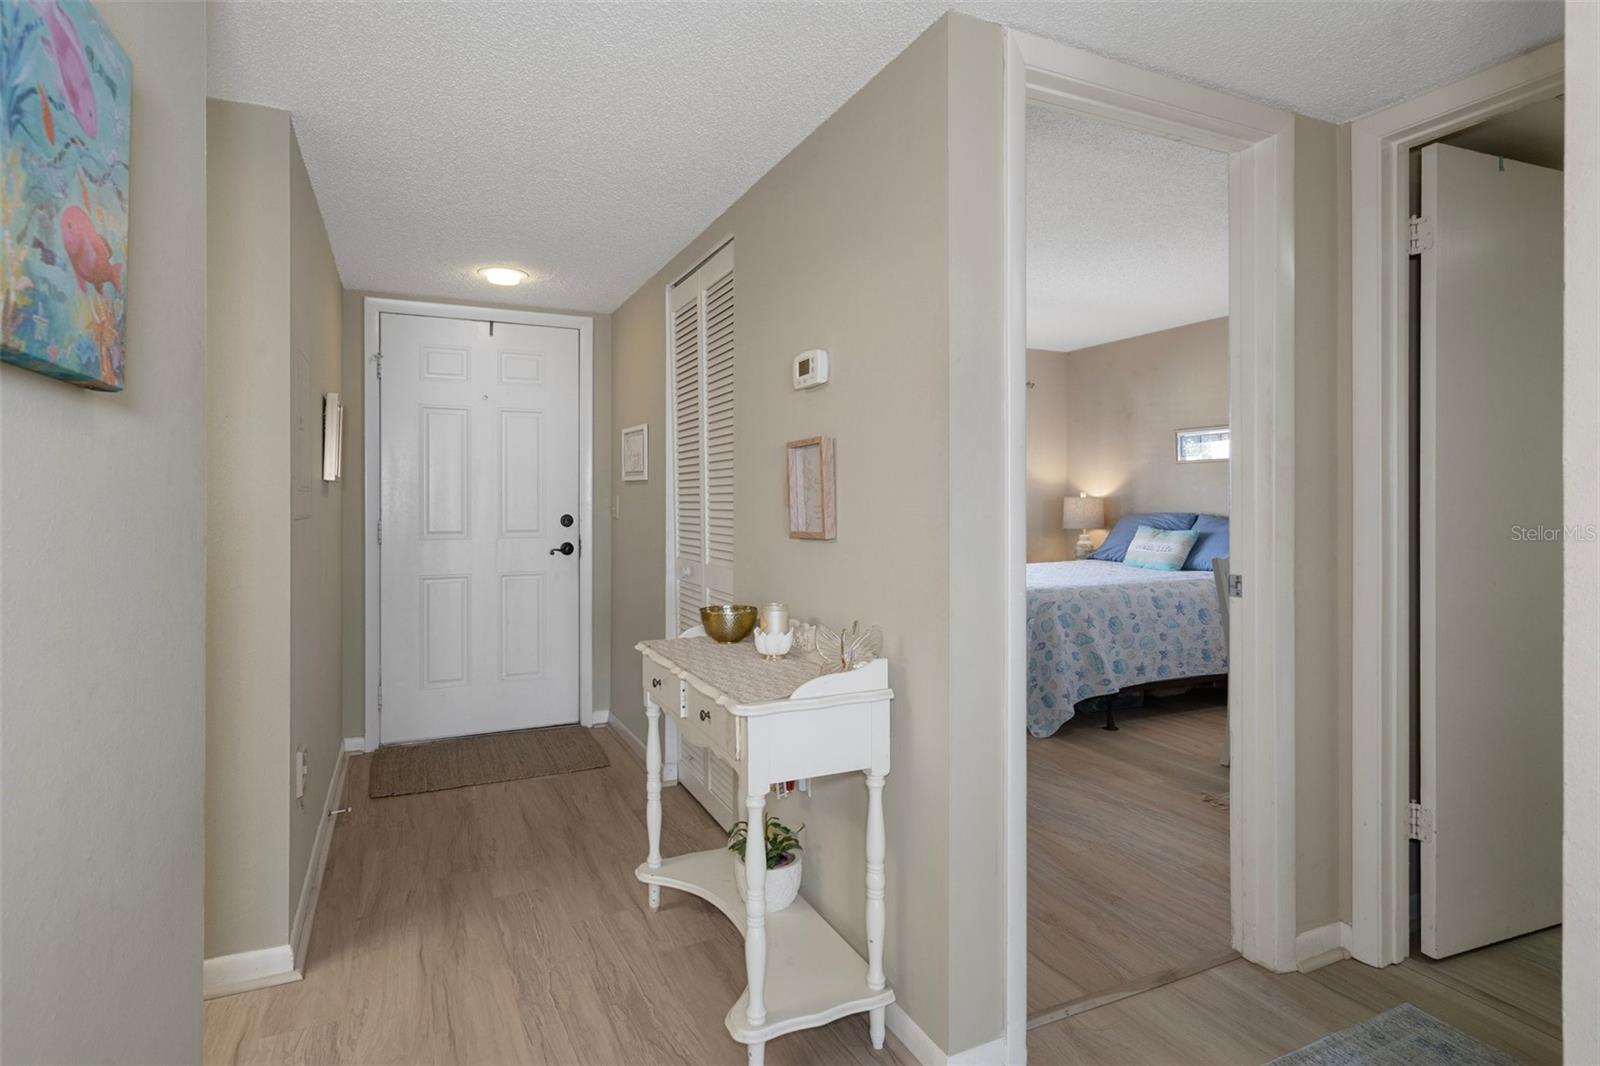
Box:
379, 312, 581, 744
1418, 143, 1563, 957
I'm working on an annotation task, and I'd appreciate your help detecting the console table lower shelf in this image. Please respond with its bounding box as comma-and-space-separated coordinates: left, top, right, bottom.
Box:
635, 850, 894, 1051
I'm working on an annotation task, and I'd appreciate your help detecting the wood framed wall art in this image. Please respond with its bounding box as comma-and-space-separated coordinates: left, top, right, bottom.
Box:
786, 436, 836, 540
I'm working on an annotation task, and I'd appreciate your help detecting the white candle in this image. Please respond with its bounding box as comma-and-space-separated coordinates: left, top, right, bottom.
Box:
760, 602, 789, 635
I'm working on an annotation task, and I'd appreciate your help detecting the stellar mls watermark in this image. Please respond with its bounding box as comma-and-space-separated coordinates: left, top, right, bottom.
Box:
1510, 524, 1599, 542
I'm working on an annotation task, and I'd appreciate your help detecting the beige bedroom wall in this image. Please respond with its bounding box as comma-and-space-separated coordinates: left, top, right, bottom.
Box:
609, 14, 1006, 1052
0, 3, 207, 1059
205, 99, 294, 959
287, 126, 345, 927
1026, 318, 1230, 562
339, 291, 612, 740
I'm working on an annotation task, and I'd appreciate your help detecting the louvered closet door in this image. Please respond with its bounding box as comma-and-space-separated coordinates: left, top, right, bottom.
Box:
669, 244, 734, 633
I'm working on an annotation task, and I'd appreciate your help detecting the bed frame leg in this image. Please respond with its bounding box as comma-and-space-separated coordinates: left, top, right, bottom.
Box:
1103, 704, 1119, 731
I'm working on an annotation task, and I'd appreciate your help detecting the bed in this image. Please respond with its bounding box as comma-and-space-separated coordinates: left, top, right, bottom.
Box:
1026, 559, 1227, 738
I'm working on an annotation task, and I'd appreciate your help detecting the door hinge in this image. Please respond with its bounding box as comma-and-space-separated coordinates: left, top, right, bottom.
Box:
1408, 215, 1435, 255
1227, 574, 1243, 598
377, 519, 383, 545
1408, 801, 1434, 843
376, 682, 383, 712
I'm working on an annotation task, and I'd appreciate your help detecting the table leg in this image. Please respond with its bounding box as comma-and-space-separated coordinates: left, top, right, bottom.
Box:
645, 699, 663, 911
744, 787, 768, 1030
747, 1042, 765, 1065
866, 771, 886, 1050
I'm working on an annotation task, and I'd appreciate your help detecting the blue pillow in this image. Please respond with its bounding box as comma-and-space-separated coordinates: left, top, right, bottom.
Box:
1124, 525, 1200, 570
1185, 514, 1230, 571
1091, 512, 1198, 562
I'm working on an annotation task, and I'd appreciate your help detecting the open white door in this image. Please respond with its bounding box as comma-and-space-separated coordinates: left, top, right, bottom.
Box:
1418, 143, 1562, 958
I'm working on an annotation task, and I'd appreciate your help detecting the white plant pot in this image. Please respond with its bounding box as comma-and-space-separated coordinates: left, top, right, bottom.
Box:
733, 852, 802, 912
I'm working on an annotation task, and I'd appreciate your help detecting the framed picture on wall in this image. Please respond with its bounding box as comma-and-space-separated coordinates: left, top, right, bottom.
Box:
786, 436, 836, 540
621, 423, 649, 482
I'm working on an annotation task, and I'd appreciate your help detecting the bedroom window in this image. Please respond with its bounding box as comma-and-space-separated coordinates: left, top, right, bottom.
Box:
667, 241, 735, 635
1176, 425, 1230, 463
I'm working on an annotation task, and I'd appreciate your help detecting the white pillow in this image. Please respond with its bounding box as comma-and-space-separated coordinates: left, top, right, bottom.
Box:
1123, 524, 1199, 571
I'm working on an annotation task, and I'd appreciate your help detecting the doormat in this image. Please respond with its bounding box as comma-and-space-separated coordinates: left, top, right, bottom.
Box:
1268, 1004, 1519, 1066
369, 725, 608, 798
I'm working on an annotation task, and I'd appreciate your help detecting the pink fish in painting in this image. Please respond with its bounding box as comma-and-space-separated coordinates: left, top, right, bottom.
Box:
32, 0, 97, 139
59, 205, 122, 294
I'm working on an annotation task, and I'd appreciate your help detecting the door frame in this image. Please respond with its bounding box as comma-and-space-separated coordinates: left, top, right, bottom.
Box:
1347, 41, 1564, 968
362, 296, 597, 751
1001, 29, 1300, 1061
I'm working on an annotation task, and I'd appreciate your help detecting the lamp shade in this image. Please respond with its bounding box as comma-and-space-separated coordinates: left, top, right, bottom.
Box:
1062, 494, 1104, 531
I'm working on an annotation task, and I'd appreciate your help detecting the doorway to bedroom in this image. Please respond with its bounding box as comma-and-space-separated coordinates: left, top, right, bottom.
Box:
1022, 100, 1235, 1023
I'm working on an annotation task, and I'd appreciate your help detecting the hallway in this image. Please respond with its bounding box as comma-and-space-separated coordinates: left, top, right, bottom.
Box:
205, 726, 1560, 1065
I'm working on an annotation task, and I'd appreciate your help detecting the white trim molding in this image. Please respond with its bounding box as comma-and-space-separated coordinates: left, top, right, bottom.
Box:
885, 1004, 1009, 1066
342, 736, 365, 753
202, 945, 299, 1001
290, 745, 350, 970
1002, 30, 1301, 1057
363, 297, 597, 750
1347, 40, 1564, 969
1294, 921, 1353, 973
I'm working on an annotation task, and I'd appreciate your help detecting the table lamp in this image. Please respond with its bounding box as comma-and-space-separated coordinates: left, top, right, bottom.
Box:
1062, 493, 1105, 559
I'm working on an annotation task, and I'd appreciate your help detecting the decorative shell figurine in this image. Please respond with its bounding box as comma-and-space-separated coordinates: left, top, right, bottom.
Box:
814, 620, 883, 673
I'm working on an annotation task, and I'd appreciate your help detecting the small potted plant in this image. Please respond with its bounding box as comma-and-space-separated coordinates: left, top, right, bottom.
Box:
727, 815, 804, 911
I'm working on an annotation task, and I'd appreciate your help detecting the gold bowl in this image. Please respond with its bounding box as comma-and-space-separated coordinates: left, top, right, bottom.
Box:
701, 604, 758, 643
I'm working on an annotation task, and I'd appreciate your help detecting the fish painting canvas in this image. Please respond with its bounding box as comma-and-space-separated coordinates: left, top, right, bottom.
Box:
1, 0, 130, 390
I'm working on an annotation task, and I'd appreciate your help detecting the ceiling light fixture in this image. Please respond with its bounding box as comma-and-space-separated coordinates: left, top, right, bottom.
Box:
478, 266, 529, 287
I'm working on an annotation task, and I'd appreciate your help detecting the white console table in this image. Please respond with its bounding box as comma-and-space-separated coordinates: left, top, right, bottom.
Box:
634, 636, 894, 1065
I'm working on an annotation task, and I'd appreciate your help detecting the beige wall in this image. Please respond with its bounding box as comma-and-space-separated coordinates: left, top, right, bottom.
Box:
0, 3, 207, 1060
609, 14, 1007, 1052
205, 99, 293, 958
288, 128, 345, 926
1293, 114, 1346, 936
943, 15, 1009, 1047
339, 291, 612, 740
1564, 4, 1599, 1058
1026, 318, 1230, 562
205, 101, 346, 959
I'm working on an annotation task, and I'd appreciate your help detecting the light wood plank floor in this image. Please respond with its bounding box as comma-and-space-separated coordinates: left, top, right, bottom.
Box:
1028, 692, 1233, 1014
206, 719, 1561, 1066
1029, 929, 1561, 1064
203, 728, 914, 1066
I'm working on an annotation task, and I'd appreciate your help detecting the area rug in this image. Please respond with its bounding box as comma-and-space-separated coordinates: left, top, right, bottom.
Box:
1268, 1004, 1520, 1066
368, 725, 608, 798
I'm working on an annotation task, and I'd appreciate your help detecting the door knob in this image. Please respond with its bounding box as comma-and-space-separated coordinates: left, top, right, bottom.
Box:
550, 542, 575, 556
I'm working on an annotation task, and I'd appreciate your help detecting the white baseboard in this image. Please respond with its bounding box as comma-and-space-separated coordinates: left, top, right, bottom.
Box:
953, 1036, 1013, 1066
887, 1005, 947, 1065
588, 708, 611, 726
202, 944, 299, 1000
342, 736, 365, 753
289, 745, 350, 971
608, 719, 646, 765
886, 1004, 1010, 1065
1295, 921, 1353, 973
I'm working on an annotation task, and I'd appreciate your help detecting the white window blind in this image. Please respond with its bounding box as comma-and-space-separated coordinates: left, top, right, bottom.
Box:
668, 243, 734, 635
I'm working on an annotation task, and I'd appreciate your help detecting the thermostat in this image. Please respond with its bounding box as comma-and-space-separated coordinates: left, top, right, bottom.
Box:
793, 349, 830, 389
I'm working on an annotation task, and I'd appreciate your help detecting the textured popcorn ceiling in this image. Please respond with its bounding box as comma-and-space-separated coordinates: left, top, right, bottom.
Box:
207, 1, 1562, 313
1027, 105, 1228, 352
